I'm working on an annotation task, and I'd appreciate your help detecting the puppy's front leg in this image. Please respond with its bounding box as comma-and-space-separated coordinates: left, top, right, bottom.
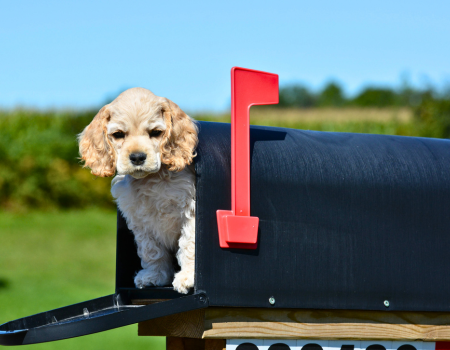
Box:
173, 216, 195, 294
134, 237, 174, 289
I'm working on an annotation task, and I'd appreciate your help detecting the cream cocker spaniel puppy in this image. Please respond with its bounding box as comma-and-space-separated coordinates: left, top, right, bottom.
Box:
78, 88, 198, 294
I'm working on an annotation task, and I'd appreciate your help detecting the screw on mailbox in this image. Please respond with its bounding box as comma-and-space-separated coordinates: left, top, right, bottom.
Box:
384, 300, 390, 307
269, 297, 276, 305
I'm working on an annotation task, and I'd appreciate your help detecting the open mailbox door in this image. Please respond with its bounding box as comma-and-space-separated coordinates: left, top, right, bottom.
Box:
0, 290, 208, 346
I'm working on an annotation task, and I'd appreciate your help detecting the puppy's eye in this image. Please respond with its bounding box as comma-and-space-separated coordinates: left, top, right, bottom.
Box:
112, 131, 125, 139
149, 129, 163, 137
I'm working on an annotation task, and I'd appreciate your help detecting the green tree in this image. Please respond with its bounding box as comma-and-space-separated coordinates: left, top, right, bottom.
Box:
278, 85, 316, 108
414, 93, 450, 138
317, 82, 345, 107
351, 87, 397, 107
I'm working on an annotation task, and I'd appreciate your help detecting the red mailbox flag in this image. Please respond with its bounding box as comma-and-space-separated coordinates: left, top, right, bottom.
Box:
216, 67, 279, 249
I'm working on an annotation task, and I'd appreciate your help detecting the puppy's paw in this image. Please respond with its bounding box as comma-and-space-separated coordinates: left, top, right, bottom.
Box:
172, 270, 194, 294
134, 268, 171, 289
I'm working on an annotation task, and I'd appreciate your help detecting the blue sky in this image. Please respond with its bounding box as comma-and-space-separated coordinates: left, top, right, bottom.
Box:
1, 0, 449, 112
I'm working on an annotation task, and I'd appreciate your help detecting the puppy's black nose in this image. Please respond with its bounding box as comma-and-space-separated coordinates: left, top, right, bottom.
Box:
129, 152, 147, 165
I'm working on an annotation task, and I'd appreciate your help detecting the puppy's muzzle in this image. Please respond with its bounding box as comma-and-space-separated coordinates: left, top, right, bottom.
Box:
129, 152, 147, 165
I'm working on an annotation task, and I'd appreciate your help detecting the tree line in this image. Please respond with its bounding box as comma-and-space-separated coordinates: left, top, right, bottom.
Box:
277, 81, 450, 108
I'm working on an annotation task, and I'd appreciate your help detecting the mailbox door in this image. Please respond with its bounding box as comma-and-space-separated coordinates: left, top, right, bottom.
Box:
0, 292, 208, 346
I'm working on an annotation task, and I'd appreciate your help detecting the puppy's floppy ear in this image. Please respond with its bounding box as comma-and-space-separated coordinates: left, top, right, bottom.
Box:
160, 99, 198, 172
78, 105, 116, 177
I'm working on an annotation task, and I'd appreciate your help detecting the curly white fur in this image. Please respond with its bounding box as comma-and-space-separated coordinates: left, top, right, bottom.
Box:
78, 88, 198, 294
111, 167, 195, 294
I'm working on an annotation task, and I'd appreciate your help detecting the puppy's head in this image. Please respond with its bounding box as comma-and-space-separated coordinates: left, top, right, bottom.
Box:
78, 87, 198, 178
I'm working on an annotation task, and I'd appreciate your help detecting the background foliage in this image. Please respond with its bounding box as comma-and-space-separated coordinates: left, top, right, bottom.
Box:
277, 81, 450, 109
0, 109, 112, 211
0, 83, 449, 211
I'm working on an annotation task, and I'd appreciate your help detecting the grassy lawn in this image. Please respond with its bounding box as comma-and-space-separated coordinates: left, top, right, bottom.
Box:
0, 209, 165, 350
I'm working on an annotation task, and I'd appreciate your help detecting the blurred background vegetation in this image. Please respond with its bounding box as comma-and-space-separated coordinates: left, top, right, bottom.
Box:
1, 82, 449, 350
1, 81, 449, 212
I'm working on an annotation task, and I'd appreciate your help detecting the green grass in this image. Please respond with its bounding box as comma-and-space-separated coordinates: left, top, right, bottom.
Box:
0, 209, 165, 350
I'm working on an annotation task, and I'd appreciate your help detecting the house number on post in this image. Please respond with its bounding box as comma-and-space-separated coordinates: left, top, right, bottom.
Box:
226, 340, 440, 350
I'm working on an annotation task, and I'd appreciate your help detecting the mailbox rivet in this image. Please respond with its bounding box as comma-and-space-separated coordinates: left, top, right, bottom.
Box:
384, 300, 390, 307
269, 297, 275, 305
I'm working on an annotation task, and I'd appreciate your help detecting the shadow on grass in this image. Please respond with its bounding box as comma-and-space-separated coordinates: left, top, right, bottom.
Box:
0, 277, 9, 289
